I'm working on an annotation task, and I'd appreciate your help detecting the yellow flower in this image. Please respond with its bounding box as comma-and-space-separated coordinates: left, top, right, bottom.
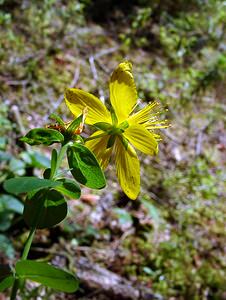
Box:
64, 62, 168, 200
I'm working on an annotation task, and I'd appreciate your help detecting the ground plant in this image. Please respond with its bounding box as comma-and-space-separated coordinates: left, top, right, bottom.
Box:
0, 1, 225, 299
1, 62, 168, 299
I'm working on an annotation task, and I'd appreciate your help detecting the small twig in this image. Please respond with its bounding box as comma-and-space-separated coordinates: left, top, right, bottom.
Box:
195, 121, 213, 156
89, 56, 98, 82
11, 50, 45, 65
88, 47, 119, 103
93, 46, 119, 59
5, 79, 28, 86
196, 131, 203, 156
95, 58, 111, 74
89, 55, 105, 102
163, 130, 180, 144
53, 64, 80, 111
11, 105, 31, 151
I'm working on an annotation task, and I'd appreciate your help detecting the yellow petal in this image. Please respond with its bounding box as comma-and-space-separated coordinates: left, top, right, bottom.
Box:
114, 137, 140, 200
85, 131, 112, 170
109, 61, 138, 123
123, 124, 158, 156
65, 88, 111, 125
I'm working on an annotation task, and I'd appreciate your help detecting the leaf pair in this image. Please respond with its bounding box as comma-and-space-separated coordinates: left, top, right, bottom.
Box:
3, 177, 80, 229
19, 126, 106, 190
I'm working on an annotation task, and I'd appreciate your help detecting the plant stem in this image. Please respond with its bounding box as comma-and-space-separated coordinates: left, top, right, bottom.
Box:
10, 279, 19, 300
10, 143, 68, 300
10, 227, 36, 300
21, 227, 36, 260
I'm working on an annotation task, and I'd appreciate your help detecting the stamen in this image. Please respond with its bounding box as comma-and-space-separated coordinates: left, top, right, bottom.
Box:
130, 98, 141, 114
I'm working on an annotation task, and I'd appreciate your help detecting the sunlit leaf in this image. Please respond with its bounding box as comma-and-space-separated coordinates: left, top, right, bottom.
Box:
67, 144, 106, 189
55, 178, 81, 199
20, 128, 64, 146
3, 177, 60, 195
0, 276, 14, 292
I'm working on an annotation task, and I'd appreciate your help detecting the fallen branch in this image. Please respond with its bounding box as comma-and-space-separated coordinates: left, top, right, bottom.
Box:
31, 245, 163, 300
75, 256, 164, 300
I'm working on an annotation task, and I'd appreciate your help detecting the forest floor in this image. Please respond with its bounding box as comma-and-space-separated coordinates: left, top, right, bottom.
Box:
0, 1, 225, 299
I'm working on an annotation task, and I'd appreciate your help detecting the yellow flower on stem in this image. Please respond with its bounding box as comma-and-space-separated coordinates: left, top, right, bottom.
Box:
64, 62, 168, 200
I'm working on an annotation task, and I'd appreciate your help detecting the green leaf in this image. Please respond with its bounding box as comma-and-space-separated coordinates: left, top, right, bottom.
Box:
49, 113, 65, 126
20, 151, 50, 169
67, 144, 106, 189
0, 136, 7, 150
113, 208, 133, 226
0, 194, 23, 214
30, 152, 50, 168
66, 114, 83, 135
0, 276, 14, 292
0, 150, 12, 161
143, 266, 155, 276
141, 199, 161, 224
0, 213, 12, 231
55, 179, 81, 199
0, 194, 22, 230
20, 128, 64, 146
23, 189, 67, 229
50, 149, 58, 177
3, 177, 61, 195
9, 158, 26, 176
0, 235, 15, 258
16, 260, 79, 293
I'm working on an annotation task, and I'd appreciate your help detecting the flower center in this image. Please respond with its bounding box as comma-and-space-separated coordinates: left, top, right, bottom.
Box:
94, 120, 129, 136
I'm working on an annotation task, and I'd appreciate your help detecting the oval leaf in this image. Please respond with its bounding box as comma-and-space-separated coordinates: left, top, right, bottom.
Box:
67, 144, 106, 189
55, 179, 81, 199
0, 276, 14, 292
20, 128, 64, 146
0, 235, 15, 258
66, 114, 83, 135
23, 189, 67, 229
16, 260, 79, 293
0, 194, 23, 214
3, 177, 61, 195
49, 113, 65, 126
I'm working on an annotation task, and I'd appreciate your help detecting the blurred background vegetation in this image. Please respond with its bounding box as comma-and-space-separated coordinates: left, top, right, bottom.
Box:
0, 0, 225, 299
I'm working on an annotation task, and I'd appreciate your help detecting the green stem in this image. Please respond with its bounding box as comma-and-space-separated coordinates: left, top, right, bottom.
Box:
10, 227, 36, 300
21, 227, 36, 260
10, 143, 68, 300
10, 278, 19, 300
